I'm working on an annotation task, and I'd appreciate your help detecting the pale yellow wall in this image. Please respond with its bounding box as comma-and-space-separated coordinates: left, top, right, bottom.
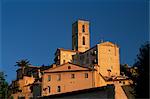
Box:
73, 41, 120, 77
97, 42, 120, 77
77, 20, 90, 52
72, 42, 121, 87
42, 63, 94, 96
54, 49, 77, 65
72, 20, 90, 52
18, 76, 35, 93
93, 65, 107, 87
60, 50, 76, 65
11, 76, 35, 99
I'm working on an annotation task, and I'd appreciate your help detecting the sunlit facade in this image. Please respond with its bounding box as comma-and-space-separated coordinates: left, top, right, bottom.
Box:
9, 20, 132, 99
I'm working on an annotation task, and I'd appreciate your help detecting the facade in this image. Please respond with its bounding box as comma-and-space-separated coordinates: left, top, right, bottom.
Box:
9, 19, 132, 99
41, 62, 96, 96
72, 20, 90, 52
9, 66, 50, 99
73, 41, 120, 77
10, 76, 35, 99
54, 48, 77, 65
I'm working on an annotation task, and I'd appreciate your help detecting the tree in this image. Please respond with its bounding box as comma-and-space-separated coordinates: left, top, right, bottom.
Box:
15, 59, 31, 76
120, 64, 132, 77
0, 71, 8, 99
133, 41, 149, 98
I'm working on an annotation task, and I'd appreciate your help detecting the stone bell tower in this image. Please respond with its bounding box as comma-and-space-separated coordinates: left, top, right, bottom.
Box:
72, 20, 90, 52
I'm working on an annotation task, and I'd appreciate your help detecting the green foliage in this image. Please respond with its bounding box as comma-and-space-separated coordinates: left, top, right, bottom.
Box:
15, 59, 31, 68
0, 71, 8, 99
133, 41, 149, 98
15, 59, 31, 76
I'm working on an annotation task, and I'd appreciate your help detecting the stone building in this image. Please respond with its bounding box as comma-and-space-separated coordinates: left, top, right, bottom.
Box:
72, 20, 90, 52
41, 62, 96, 96
73, 41, 120, 77
9, 66, 50, 99
54, 48, 77, 65
9, 19, 132, 99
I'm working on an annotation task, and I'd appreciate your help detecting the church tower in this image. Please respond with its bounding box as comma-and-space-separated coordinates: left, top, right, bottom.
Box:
72, 20, 90, 52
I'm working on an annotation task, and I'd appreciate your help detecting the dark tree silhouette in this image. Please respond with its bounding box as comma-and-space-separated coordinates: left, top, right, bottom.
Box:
15, 59, 31, 76
134, 42, 149, 98
0, 71, 8, 99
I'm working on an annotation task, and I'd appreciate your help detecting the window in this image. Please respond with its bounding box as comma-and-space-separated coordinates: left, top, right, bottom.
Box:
83, 36, 85, 45
82, 25, 85, 32
68, 66, 71, 69
92, 59, 97, 64
71, 74, 75, 79
123, 81, 125, 85
57, 86, 61, 92
48, 86, 51, 93
85, 73, 88, 78
63, 60, 65, 64
57, 74, 61, 81
94, 50, 97, 55
48, 75, 51, 81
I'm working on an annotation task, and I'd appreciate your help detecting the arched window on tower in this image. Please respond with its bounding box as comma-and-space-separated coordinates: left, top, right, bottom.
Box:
83, 36, 85, 45
82, 25, 85, 32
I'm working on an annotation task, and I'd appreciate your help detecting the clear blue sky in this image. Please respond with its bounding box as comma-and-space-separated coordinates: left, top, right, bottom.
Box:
1, 0, 149, 83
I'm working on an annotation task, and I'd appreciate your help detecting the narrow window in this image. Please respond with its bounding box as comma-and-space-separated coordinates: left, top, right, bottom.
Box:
63, 60, 65, 64
57, 86, 61, 92
48, 75, 51, 81
123, 81, 125, 85
82, 25, 85, 32
85, 73, 88, 78
83, 36, 85, 45
48, 86, 51, 93
71, 74, 75, 79
57, 74, 61, 81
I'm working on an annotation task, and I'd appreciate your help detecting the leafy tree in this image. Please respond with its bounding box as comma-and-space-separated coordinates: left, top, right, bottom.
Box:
133, 42, 149, 98
15, 59, 31, 76
120, 64, 132, 77
0, 71, 8, 99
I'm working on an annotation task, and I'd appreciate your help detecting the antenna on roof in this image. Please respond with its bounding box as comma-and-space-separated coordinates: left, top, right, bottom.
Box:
100, 34, 104, 43
100, 39, 104, 43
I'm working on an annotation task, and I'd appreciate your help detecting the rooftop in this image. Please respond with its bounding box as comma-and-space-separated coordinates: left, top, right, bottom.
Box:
40, 85, 115, 99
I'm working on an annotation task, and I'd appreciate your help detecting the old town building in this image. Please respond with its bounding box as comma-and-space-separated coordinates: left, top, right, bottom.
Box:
9, 19, 132, 99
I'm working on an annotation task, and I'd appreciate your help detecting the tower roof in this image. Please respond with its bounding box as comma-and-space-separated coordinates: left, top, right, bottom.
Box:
72, 19, 89, 25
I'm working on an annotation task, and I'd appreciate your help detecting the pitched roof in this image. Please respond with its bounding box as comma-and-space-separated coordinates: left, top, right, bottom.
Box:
98, 41, 119, 48
40, 85, 115, 99
43, 62, 96, 73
